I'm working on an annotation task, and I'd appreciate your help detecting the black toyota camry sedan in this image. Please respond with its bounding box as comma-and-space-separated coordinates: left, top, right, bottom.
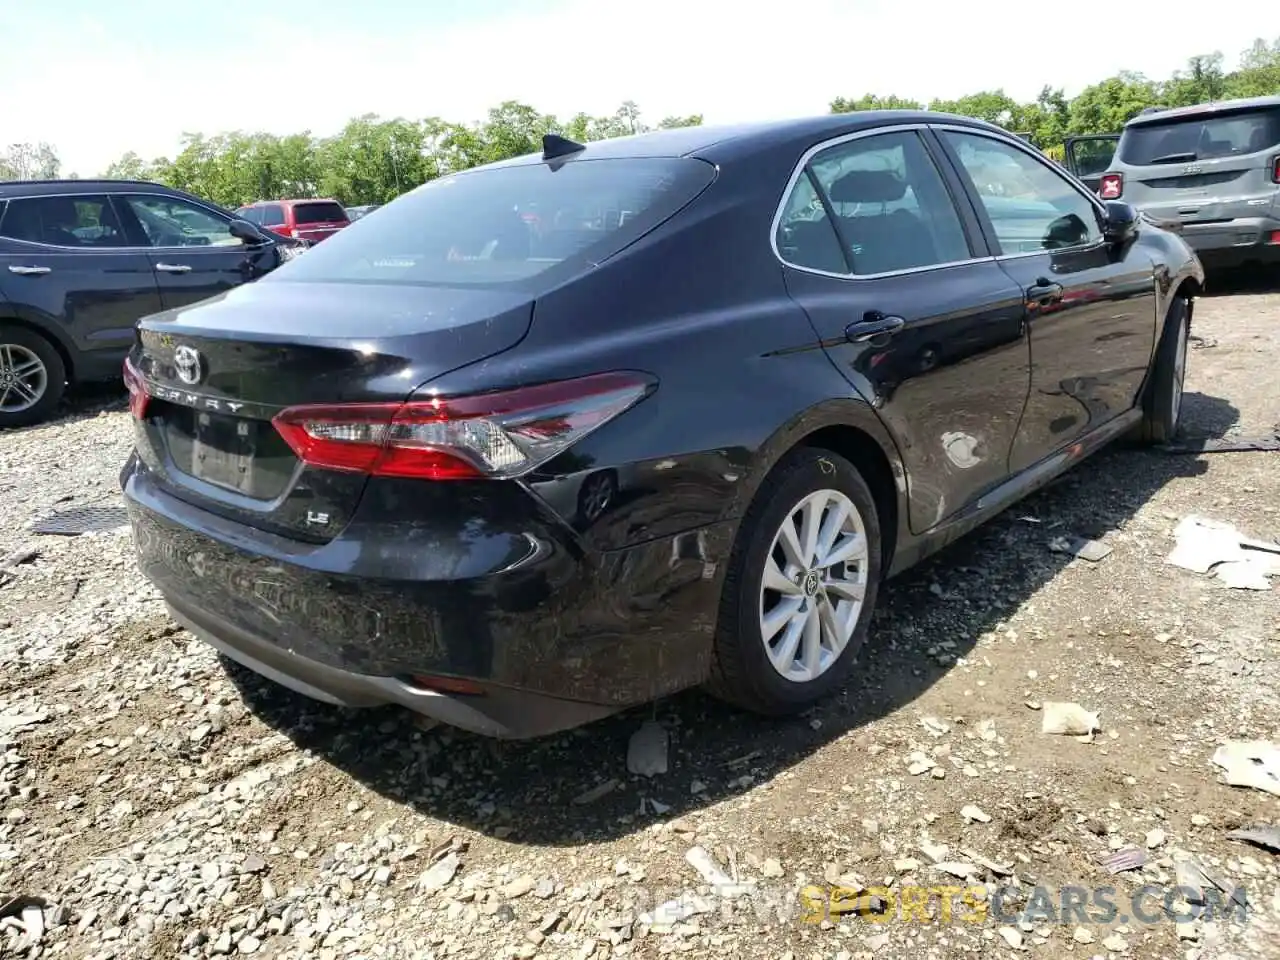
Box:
120, 112, 1203, 738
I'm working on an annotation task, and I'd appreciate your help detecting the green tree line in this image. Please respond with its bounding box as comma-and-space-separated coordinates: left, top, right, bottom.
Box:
832, 38, 1280, 156
99, 101, 702, 210
6, 37, 1277, 209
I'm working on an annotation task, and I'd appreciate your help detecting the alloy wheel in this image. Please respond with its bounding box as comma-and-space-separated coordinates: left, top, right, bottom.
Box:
759, 488, 869, 683
0, 343, 48, 414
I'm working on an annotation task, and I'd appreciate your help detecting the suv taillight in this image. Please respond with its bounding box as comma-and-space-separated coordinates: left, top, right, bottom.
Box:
1099, 173, 1123, 200
1271, 155, 1280, 184
272, 372, 655, 480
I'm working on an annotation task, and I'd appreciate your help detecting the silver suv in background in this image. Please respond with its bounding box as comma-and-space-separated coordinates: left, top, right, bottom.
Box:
1099, 95, 1280, 271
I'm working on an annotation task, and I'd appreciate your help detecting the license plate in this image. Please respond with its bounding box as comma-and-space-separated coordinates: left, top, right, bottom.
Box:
192, 413, 256, 493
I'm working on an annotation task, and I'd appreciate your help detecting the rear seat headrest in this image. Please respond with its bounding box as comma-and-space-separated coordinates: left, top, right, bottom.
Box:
828, 169, 907, 204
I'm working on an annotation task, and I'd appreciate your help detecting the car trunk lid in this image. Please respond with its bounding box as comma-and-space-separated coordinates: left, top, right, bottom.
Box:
129, 279, 533, 542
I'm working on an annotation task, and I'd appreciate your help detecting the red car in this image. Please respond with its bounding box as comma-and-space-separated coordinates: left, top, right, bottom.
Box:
234, 199, 351, 244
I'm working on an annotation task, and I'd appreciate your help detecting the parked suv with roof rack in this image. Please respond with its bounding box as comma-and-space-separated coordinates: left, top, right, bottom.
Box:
1095, 95, 1280, 270
235, 199, 351, 244
0, 179, 306, 428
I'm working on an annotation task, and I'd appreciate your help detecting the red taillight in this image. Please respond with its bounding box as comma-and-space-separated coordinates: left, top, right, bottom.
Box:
1099, 173, 1123, 200
272, 371, 654, 481
122, 356, 149, 420
1268, 230, 1280, 246
1271, 155, 1280, 184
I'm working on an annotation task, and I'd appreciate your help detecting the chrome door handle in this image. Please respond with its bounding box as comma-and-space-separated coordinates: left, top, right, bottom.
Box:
155, 263, 192, 273
846, 312, 906, 343
7, 265, 51, 275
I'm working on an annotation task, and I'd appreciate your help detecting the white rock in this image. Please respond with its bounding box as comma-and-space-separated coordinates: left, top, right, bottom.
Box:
960, 804, 991, 823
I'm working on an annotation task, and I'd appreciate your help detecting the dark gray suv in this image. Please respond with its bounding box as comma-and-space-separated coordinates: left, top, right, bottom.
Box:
1098, 95, 1280, 271
0, 180, 307, 428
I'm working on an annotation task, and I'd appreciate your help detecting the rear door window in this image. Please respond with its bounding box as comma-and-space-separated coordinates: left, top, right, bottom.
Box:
1119, 107, 1280, 164
0, 195, 127, 247
778, 130, 972, 276
270, 157, 717, 288
292, 202, 348, 225
260, 204, 286, 226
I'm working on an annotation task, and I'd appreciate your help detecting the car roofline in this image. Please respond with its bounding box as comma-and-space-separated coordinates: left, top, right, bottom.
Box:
1124, 94, 1280, 128
435, 111, 1012, 175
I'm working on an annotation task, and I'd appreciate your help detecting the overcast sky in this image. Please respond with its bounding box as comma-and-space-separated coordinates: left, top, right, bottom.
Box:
2, 0, 1270, 176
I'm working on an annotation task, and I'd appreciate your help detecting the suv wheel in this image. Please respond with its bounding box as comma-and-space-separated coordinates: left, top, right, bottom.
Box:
707, 448, 882, 715
0, 326, 66, 428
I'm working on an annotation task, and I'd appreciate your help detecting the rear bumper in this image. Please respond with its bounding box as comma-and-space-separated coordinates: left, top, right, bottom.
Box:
164, 597, 615, 738
121, 454, 729, 738
1177, 216, 1280, 267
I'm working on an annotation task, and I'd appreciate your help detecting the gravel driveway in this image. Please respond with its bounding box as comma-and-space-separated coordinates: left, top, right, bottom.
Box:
2, 281, 1278, 960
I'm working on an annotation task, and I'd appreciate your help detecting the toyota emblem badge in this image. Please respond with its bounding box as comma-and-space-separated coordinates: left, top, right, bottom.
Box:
173, 345, 204, 385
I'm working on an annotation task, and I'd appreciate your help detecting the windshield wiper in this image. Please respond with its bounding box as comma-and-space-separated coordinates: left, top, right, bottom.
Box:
1147, 152, 1198, 165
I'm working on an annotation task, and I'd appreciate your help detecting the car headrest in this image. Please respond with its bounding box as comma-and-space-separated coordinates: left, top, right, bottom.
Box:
829, 169, 907, 204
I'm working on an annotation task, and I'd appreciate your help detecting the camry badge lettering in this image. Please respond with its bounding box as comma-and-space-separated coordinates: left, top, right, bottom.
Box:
149, 384, 244, 413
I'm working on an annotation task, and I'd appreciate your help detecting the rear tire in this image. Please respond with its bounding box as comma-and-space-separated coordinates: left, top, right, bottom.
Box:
706, 448, 882, 715
0, 326, 66, 429
1132, 296, 1190, 445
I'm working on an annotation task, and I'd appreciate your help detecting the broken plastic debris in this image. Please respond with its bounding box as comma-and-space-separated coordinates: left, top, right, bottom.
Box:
1041, 702, 1101, 737
1224, 824, 1280, 854
1211, 741, 1280, 797
1167, 515, 1280, 589
1048, 536, 1113, 562
1101, 848, 1146, 874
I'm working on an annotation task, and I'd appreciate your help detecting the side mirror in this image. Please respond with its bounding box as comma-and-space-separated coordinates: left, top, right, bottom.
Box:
229, 218, 269, 245
1101, 200, 1138, 244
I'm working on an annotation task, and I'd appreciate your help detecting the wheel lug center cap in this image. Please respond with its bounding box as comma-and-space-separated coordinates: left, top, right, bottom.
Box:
801, 570, 821, 597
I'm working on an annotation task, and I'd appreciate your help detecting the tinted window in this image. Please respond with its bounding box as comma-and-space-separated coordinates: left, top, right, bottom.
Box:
261, 204, 286, 225
122, 196, 241, 248
775, 170, 847, 273
237, 206, 263, 224
0, 194, 127, 247
292, 202, 348, 225
942, 132, 1102, 256
1071, 138, 1119, 177
271, 158, 717, 288
793, 130, 971, 276
1119, 107, 1280, 164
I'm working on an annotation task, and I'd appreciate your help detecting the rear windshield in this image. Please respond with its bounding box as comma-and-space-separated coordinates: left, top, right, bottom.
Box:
1119, 107, 1280, 165
292, 201, 348, 225
267, 157, 717, 288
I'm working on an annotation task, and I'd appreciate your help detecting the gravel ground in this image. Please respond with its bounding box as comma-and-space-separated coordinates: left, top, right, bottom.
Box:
1, 279, 1279, 960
